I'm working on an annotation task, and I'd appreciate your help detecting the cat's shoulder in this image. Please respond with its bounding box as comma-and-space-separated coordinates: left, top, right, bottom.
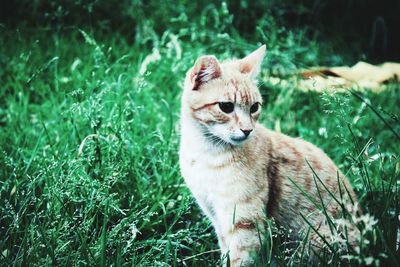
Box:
255, 123, 329, 158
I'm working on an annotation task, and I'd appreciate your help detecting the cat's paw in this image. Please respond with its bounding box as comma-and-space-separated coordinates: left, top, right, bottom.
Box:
229, 254, 255, 267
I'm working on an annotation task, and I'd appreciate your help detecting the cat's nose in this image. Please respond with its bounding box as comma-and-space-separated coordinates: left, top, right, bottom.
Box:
241, 129, 253, 137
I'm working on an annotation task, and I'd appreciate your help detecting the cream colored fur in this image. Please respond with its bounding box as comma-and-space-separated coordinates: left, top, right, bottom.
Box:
179, 45, 356, 266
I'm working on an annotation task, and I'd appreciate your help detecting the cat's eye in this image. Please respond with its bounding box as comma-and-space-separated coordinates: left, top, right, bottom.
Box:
218, 102, 234, 113
250, 102, 260, 114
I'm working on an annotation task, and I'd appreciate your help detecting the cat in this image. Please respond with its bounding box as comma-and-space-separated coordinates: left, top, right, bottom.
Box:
179, 45, 357, 266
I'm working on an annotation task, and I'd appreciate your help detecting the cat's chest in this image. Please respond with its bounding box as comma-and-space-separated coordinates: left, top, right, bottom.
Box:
180, 150, 243, 194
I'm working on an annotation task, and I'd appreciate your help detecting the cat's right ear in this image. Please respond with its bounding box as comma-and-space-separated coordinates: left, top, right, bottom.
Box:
190, 55, 222, 90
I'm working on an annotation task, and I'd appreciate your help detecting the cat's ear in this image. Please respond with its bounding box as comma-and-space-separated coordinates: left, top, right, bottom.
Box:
239, 45, 266, 77
190, 55, 222, 90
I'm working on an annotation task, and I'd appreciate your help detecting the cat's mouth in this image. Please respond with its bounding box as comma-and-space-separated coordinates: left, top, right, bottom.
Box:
230, 136, 248, 142
201, 127, 250, 147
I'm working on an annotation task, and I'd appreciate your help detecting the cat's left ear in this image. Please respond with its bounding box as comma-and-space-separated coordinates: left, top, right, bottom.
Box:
239, 44, 266, 77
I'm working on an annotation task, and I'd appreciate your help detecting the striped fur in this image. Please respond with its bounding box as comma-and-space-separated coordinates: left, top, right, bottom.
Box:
179, 45, 356, 266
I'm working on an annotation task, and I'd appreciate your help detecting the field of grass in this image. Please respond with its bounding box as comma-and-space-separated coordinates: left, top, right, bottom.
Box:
0, 2, 399, 266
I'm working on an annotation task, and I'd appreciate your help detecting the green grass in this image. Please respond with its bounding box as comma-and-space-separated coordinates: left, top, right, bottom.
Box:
0, 11, 399, 267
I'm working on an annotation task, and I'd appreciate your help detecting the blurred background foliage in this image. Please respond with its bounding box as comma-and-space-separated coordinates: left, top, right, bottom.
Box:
1, 0, 400, 62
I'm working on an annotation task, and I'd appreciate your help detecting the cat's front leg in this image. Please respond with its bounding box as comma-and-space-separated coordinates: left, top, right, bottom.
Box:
193, 194, 229, 254
223, 219, 265, 267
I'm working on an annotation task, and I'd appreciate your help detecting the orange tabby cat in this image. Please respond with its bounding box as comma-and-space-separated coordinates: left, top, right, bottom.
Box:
179, 45, 356, 266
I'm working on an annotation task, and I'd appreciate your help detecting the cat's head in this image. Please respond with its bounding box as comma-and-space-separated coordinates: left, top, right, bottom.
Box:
182, 45, 266, 147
